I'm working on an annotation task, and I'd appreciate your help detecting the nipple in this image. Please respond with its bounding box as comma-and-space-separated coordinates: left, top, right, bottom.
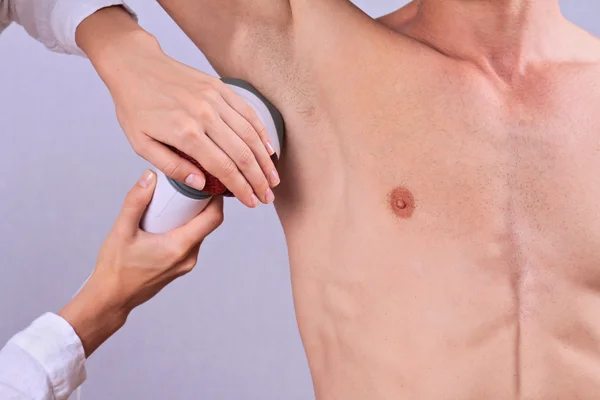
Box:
389, 186, 415, 219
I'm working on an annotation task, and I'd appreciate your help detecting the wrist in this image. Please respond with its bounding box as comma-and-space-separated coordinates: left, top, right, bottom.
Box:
76, 6, 161, 86
58, 270, 129, 358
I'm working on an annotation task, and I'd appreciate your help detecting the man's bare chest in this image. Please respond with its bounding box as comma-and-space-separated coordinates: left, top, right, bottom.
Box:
279, 10, 600, 260
282, 44, 600, 265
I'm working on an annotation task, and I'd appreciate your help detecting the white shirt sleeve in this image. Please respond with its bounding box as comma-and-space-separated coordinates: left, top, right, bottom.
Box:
0, 0, 136, 56
0, 313, 87, 400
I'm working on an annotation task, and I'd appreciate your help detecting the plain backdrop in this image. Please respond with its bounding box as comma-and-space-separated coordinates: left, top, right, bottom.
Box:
0, 1, 598, 399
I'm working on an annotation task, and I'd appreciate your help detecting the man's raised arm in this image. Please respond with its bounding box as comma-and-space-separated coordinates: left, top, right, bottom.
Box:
157, 0, 295, 88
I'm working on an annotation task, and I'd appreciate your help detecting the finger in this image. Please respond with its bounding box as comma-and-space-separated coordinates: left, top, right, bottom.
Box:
217, 96, 280, 189
167, 196, 224, 251
136, 138, 206, 191
205, 116, 273, 204
115, 170, 157, 235
182, 133, 258, 208
218, 85, 274, 155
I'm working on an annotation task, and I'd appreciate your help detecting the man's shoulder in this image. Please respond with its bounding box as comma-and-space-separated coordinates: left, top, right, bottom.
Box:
566, 23, 600, 64
588, 37, 600, 65
582, 31, 600, 63
376, 3, 417, 30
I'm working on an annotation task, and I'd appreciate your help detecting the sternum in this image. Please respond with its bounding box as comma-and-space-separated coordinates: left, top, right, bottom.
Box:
504, 127, 530, 400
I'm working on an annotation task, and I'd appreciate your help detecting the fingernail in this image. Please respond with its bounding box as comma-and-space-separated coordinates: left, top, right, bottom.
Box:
185, 174, 205, 190
250, 194, 259, 207
269, 169, 280, 187
266, 141, 275, 156
265, 188, 275, 204
138, 170, 154, 188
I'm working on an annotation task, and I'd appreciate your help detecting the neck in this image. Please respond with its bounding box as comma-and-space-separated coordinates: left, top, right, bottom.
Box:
408, 0, 567, 81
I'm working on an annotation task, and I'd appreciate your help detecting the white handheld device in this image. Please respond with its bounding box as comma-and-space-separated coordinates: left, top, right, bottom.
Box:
141, 78, 285, 234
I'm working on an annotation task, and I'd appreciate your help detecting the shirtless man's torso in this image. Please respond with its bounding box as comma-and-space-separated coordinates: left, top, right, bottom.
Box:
158, 1, 600, 398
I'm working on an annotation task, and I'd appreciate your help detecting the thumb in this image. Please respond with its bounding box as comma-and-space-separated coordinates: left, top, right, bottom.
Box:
116, 170, 157, 234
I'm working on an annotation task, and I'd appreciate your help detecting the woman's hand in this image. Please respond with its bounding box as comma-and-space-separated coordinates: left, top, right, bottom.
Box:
76, 6, 280, 207
59, 170, 223, 357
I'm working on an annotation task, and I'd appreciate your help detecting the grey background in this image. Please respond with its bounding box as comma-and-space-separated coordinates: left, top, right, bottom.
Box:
0, 1, 597, 399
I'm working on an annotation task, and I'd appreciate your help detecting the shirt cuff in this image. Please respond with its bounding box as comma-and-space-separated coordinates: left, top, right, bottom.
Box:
8, 313, 86, 400
50, 0, 137, 56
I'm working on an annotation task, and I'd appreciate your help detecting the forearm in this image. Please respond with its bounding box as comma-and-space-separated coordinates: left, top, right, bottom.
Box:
58, 269, 129, 357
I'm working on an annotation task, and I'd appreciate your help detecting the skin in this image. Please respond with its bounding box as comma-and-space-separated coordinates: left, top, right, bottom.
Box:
75, 6, 280, 207
157, 0, 600, 398
58, 171, 224, 357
